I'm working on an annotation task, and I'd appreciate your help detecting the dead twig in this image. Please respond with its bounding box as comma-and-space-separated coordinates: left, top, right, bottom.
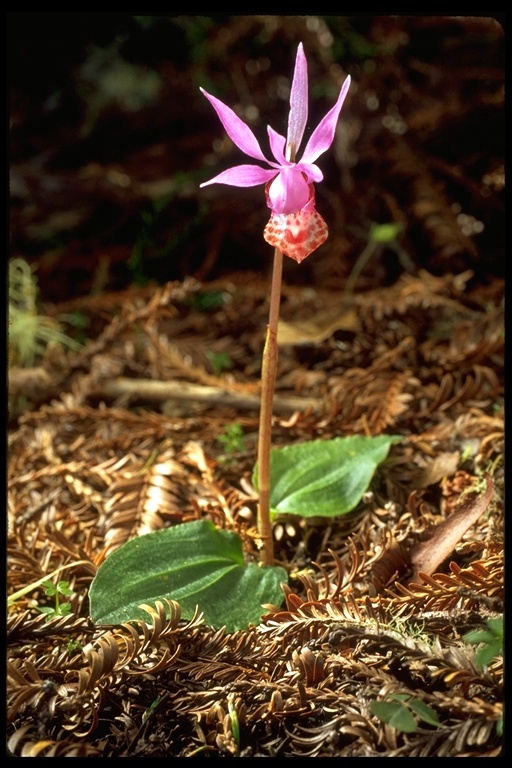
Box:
99, 376, 322, 414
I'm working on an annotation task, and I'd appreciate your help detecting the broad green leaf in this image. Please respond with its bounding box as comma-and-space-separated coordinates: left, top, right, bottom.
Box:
253, 435, 400, 518
370, 701, 417, 733
89, 519, 287, 632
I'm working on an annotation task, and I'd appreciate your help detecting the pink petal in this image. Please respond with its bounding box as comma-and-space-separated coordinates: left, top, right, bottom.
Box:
301, 75, 351, 164
267, 126, 288, 166
200, 87, 270, 164
295, 162, 323, 184
200, 164, 278, 188
286, 42, 308, 160
267, 167, 310, 214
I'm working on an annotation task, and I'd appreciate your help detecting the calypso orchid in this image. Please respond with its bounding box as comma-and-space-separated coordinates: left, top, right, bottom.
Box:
200, 43, 351, 263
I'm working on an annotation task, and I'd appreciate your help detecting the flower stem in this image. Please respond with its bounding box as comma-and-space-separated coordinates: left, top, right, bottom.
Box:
257, 246, 283, 567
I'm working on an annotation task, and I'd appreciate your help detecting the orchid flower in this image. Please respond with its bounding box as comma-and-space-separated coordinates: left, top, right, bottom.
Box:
200, 43, 351, 263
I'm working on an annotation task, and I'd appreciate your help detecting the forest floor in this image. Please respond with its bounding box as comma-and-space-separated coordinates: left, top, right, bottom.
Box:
8, 14, 504, 757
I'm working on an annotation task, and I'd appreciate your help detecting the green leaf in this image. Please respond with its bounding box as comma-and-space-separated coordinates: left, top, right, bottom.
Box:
370, 701, 417, 733
253, 435, 400, 518
408, 699, 440, 727
388, 693, 410, 702
463, 616, 503, 668
464, 629, 496, 645
41, 580, 58, 596
486, 617, 504, 640
475, 642, 502, 669
56, 580, 73, 596
89, 519, 287, 632
369, 222, 402, 244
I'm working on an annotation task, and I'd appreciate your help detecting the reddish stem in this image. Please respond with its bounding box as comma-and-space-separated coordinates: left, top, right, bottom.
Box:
256, 246, 283, 566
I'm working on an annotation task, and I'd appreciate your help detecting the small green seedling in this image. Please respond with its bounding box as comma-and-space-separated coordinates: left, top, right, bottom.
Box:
227, 694, 241, 753
218, 423, 247, 456
9, 257, 82, 367
64, 637, 83, 653
187, 289, 227, 312
207, 350, 233, 376
463, 616, 503, 670
37, 580, 74, 621
370, 693, 440, 734
143, 696, 163, 724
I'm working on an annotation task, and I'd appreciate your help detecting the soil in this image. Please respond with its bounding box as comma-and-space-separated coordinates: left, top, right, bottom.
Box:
8, 15, 504, 757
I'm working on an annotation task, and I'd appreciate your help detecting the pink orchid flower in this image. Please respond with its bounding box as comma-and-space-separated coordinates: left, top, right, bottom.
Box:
200, 43, 351, 263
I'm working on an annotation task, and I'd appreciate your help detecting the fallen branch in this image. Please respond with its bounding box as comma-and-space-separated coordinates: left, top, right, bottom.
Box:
101, 376, 322, 414
9, 367, 322, 414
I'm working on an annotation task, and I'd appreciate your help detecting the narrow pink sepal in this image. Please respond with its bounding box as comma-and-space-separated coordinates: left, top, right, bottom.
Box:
301, 75, 351, 164
200, 164, 278, 188
267, 126, 288, 166
287, 42, 308, 157
200, 87, 270, 164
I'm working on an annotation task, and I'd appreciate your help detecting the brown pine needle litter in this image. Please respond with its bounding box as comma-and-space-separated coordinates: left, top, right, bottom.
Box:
8, 271, 503, 757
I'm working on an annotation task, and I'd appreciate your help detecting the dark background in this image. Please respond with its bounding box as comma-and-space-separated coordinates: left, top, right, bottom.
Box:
8, 13, 505, 303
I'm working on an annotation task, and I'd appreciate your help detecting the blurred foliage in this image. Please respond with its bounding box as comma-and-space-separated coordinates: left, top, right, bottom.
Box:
8, 258, 83, 367
218, 423, 247, 456
8, 14, 504, 302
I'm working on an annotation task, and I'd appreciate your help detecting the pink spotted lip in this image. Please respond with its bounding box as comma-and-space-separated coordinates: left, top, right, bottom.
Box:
263, 181, 327, 263
264, 209, 328, 264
